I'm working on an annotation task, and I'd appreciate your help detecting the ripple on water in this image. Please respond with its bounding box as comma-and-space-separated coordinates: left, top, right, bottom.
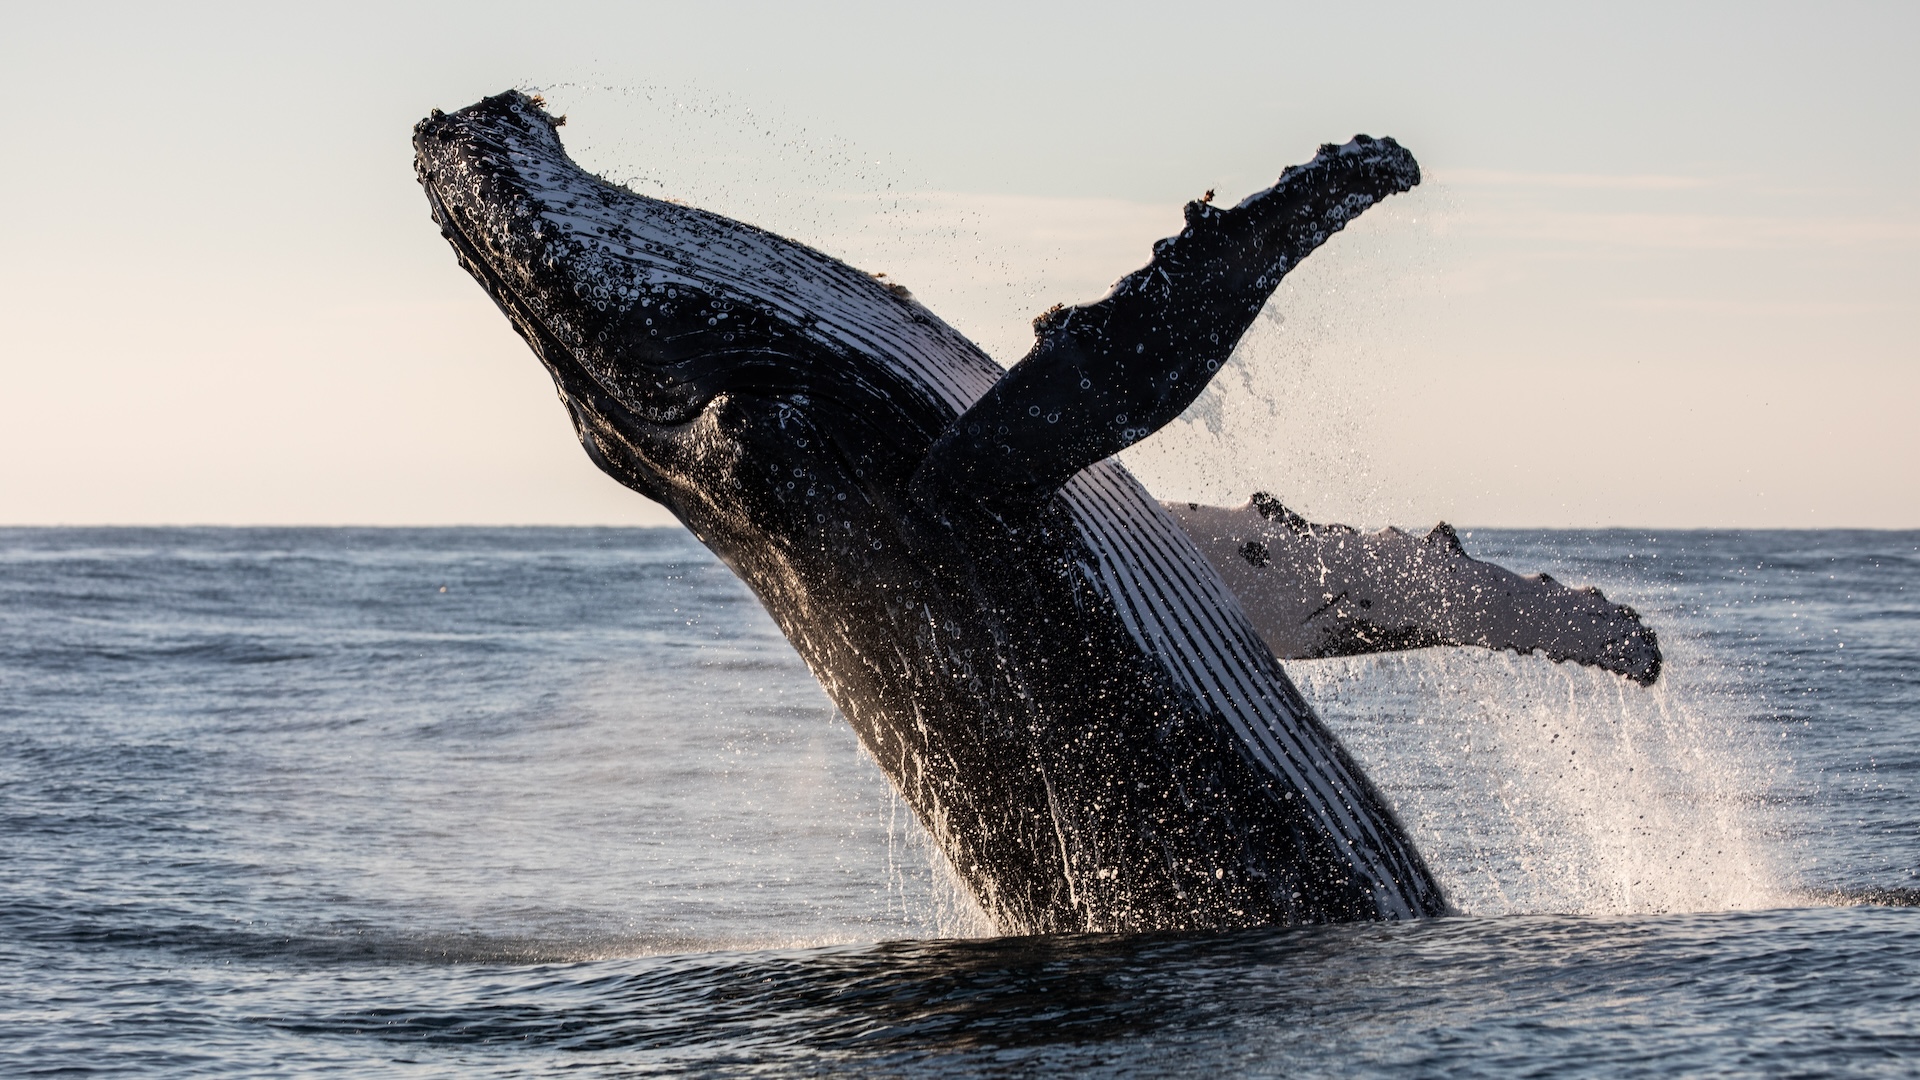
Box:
1, 527, 1916, 1075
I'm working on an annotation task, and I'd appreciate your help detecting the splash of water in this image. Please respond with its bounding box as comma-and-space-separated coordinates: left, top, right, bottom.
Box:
865, 642, 1787, 931
1299, 644, 1790, 917
880, 774, 996, 939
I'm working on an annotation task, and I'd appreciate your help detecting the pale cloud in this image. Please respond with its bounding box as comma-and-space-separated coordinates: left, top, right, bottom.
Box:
1442, 206, 1920, 251
1435, 169, 1717, 191
792, 181, 1920, 529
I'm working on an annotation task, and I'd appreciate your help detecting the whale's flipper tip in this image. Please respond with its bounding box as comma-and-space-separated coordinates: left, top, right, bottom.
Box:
1619, 619, 1664, 686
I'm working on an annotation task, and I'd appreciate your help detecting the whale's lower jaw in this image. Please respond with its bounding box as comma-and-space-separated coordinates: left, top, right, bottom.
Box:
416, 91, 1449, 933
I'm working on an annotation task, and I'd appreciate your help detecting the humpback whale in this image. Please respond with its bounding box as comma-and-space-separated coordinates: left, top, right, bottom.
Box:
414, 91, 1656, 933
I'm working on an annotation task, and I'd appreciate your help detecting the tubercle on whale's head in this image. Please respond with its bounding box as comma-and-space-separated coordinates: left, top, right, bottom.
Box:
411, 90, 721, 432
1237, 134, 1421, 213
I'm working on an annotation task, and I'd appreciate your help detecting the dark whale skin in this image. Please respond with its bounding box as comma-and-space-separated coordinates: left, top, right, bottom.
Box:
413, 91, 1445, 932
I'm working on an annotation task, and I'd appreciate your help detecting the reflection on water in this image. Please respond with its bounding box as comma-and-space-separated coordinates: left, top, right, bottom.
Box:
266, 909, 1920, 1074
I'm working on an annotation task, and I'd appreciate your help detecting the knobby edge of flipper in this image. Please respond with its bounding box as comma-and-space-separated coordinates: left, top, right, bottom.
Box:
1168, 494, 1665, 686
908, 137, 1420, 524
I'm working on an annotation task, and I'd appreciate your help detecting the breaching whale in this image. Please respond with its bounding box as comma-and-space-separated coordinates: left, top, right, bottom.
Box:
414, 91, 1657, 932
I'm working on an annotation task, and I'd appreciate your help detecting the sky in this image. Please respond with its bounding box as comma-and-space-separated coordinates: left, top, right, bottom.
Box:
1, 1, 1914, 528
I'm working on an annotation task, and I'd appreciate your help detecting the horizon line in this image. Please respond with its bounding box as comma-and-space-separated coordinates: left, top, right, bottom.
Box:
2, 522, 1916, 534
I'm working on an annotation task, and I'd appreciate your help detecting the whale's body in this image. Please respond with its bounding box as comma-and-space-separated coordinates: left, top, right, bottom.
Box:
414, 92, 1455, 931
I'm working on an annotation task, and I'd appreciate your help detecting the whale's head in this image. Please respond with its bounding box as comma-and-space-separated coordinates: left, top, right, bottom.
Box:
412, 90, 730, 430
413, 91, 981, 508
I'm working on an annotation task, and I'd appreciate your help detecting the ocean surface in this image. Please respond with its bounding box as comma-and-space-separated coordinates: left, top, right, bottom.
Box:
2, 526, 1915, 1076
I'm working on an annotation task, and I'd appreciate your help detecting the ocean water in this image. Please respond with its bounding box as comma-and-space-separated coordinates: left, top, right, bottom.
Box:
2, 526, 1915, 1076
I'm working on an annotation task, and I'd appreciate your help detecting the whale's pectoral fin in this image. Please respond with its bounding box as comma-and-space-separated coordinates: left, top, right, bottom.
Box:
909, 138, 1421, 520
1166, 495, 1664, 686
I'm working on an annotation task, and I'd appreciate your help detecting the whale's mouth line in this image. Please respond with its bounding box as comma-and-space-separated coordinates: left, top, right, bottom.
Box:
418, 169, 683, 445
419, 177, 593, 396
